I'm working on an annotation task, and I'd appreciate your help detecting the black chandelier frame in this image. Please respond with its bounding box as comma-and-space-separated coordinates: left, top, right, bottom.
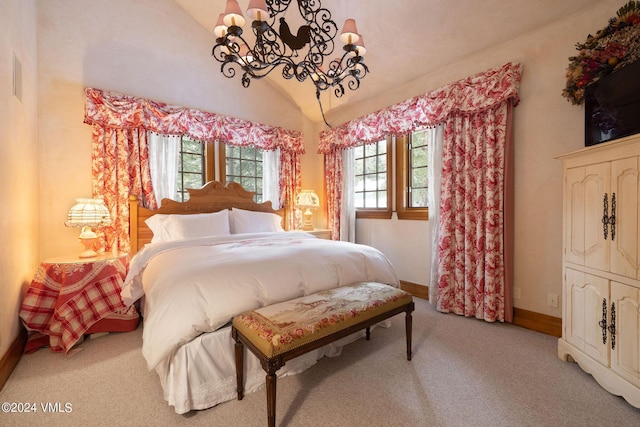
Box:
211, 0, 369, 126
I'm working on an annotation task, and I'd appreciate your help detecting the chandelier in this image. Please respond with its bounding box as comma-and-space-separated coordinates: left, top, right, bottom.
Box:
211, 0, 369, 126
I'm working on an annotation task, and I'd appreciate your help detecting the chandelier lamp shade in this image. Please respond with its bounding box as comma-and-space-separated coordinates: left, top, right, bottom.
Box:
212, 0, 369, 126
64, 198, 112, 258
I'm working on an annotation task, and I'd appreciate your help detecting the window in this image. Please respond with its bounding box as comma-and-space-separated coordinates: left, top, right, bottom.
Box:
353, 130, 429, 220
176, 136, 208, 202
224, 145, 264, 203
354, 138, 392, 219
396, 129, 429, 220
174, 136, 264, 202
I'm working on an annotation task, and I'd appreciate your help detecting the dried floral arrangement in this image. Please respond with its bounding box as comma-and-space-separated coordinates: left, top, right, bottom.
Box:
562, 1, 640, 105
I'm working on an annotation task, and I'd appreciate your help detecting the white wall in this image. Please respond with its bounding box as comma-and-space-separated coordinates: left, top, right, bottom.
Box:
356, 216, 430, 286
37, 0, 306, 259
317, 0, 624, 317
0, 0, 39, 357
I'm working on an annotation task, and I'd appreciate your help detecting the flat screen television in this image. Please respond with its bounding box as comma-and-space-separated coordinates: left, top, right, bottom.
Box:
584, 60, 640, 146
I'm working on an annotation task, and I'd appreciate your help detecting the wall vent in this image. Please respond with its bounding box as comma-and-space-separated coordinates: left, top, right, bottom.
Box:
13, 54, 22, 103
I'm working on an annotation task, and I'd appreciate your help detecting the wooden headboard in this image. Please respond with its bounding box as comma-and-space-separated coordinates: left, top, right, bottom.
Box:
129, 181, 286, 254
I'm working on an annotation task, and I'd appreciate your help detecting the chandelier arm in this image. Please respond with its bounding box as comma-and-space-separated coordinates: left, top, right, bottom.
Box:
346, 75, 361, 92
315, 9, 338, 40
248, 57, 298, 80
292, 60, 316, 82
241, 73, 251, 88
307, 8, 337, 55
266, 0, 291, 15
220, 61, 239, 80
297, 0, 314, 21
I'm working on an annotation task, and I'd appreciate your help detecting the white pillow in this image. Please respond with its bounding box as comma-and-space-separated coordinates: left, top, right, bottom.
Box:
145, 210, 230, 243
145, 214, 171, 243
230, 207, 284, 234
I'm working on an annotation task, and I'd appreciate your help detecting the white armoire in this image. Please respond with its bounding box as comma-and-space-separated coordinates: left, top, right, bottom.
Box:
557, 133, 640, 408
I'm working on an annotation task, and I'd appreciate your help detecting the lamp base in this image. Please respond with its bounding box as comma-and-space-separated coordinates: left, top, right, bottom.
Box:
78, 226, 98, 258
301, 209, 314, 231
79, 237, 98, 258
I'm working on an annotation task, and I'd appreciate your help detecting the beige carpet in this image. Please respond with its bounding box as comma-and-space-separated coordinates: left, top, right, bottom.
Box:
1, 298, 639, 426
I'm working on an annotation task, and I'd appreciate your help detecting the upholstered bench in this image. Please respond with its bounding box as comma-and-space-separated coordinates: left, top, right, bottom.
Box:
231, 281, 415, 427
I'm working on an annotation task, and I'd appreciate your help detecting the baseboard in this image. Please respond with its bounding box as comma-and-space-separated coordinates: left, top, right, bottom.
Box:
399, 280, 429, 300
0, 326, 27, 392
399, 281, 562, 337
512, 307, 562, 337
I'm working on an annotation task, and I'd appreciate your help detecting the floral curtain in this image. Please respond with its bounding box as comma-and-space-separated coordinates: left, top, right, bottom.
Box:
278, 148, 301, 231
85, 88, 305, 250
324, 150, 343, 240
318, 62, 522, 322
436, 102, 514, 322
90, 125, 157, 253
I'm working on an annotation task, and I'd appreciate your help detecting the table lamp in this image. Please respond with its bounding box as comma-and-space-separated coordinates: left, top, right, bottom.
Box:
295, 190, 320, 231
65, 198, 112, 258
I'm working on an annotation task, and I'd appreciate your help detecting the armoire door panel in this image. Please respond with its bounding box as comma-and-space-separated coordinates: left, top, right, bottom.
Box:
566, 164, 610, 271
611, 281, 640, 387
566, 167, 586, 265
565, 268, 609, 365
610, 157, 639, 279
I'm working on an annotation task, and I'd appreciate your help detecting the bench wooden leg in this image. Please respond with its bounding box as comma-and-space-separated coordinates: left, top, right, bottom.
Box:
405, 303, 414, 361
266, 370, 277, 427
365, 326, 370, 340
261, 358, 284, 427
232, 328, 245, 400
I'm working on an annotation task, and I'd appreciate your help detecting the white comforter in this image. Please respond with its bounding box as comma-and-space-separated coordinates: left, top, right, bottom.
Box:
121, 232, 398, 370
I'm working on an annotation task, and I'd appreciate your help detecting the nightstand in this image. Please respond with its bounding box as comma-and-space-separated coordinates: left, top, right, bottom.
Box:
19, 252, 139, 354
305, 228, 331, 240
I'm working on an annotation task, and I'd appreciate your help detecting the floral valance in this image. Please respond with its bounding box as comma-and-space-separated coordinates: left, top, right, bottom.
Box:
84, 87, 305, 154
318, 62, 522, 153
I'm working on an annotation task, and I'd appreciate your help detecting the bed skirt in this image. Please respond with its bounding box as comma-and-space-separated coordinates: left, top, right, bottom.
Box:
155, 322, 389, 414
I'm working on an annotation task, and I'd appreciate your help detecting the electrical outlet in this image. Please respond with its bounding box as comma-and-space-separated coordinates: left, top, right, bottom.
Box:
548, 293, 558, 308
514, 287, 521, 300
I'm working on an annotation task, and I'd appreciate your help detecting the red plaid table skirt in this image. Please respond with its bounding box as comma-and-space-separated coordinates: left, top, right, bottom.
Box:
19, 253, 139, 354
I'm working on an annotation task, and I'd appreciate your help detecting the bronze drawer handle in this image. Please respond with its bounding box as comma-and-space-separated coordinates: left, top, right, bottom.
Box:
598, 298, 607, 345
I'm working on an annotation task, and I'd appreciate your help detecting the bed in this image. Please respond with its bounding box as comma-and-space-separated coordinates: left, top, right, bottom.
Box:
122, 181, 399, 414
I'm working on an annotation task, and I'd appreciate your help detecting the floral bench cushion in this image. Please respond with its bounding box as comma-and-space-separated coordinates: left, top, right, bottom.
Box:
232, 282, 413, 358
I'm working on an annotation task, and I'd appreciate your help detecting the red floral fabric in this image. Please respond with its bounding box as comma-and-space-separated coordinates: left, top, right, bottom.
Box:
318, 62, 522, 322
318, 62, 522, 152
324, 150, 343, 241
84, 88, 305, 248
91, 125, 157, 253
278, 149, 301, 231
436, 104, 511, 321
84, 88, 305, 152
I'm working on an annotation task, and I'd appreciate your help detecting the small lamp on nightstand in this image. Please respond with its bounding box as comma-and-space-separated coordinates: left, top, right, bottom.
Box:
295, 190, 320, 231
65, 198, 112, 258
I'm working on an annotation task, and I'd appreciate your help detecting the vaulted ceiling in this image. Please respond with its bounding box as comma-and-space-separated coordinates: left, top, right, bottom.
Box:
175, 0, 601, 123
